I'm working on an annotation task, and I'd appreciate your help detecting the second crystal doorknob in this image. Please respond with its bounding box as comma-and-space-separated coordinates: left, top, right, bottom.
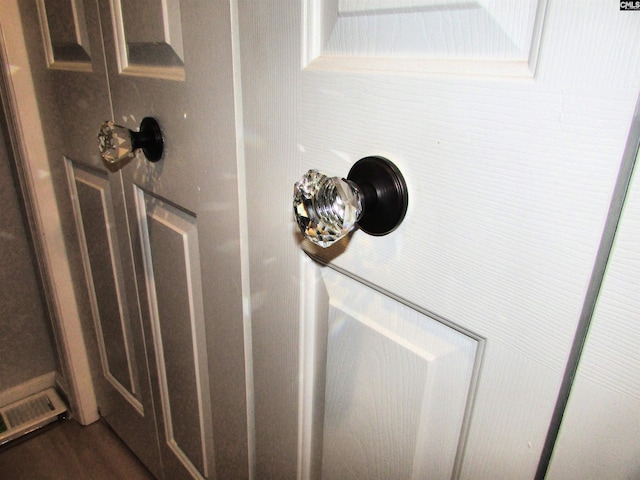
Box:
293, 156, 408, 248
98, 117, 163, 164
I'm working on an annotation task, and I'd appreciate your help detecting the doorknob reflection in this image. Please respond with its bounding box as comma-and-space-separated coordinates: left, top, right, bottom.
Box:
293, 156, 408, 248
98, 117, 163, 165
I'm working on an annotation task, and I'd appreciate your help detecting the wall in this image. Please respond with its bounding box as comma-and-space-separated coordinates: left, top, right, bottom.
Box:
0, 122, 56, 396
0, 0, 97, 422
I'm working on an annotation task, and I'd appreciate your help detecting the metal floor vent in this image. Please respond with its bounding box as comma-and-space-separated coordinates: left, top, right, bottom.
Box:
0, 388, 67, 446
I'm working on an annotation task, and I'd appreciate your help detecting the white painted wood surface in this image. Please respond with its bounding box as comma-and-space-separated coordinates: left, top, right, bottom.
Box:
316, 267, 479, 479
304, 0, 546, 76
239, 1, 640, 478
547, 115, 640, 479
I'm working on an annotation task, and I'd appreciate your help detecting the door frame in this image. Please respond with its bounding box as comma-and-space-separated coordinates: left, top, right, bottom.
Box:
0, 0, 97, 424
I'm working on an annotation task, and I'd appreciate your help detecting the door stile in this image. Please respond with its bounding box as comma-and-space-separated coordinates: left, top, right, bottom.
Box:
229, 0, 257, 476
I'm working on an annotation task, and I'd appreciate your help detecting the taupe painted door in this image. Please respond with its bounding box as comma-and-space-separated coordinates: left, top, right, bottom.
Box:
31, 1, 248, 478
98, 1, 249, 478
29, 0, 164, 476
238, 1, 640, 478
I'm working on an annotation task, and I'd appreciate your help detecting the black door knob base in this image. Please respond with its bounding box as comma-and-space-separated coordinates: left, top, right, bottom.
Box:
347, 156, 408, 236
131, 117, 163, 162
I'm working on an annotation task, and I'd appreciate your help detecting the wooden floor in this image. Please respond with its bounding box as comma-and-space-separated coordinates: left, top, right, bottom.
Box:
0, 419, 156, 479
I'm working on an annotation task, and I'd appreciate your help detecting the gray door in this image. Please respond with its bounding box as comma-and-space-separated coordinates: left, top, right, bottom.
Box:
29, 1, 249, 478
28, 0, 163, 476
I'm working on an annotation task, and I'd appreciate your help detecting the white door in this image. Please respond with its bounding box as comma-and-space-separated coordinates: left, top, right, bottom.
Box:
238, 1, 640, 478
31, 1, 249, 479
545, 104, 640, 479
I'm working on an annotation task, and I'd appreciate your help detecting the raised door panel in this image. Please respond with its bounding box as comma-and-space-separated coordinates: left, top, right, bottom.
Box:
304, 0, 547, 76
36, 0, 92, 70
300, 263, 480, 479
110, 0, 185, 80
136, 188, 214, 479
64, 161, 162, 478
68, 166, 140, 404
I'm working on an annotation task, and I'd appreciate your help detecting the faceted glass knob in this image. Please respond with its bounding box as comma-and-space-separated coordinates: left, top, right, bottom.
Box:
293, 157, 409, 248
293, 170, 363, 247
98, 121, 135, 164
98, 117, 163, 165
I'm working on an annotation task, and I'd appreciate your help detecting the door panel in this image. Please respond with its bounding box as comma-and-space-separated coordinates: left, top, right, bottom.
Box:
64, 160, 162, 477
69, 164, 141, 407
136, 189, 214, 478
110, 0, 185, 79
37, 0, 92, 69
303, 265, 480, 479
305, 0, 546, 76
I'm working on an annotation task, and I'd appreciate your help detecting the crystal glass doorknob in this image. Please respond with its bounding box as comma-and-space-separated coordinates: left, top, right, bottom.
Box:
98, 117, 163, 164
293, 156, 408, 248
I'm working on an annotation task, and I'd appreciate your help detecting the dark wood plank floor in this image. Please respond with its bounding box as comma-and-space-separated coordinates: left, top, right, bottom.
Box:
0, 419, 156, 479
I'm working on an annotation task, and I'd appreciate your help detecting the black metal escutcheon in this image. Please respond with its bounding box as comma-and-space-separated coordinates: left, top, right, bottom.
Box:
347, 156, 408, 236
131, 117, 164, 162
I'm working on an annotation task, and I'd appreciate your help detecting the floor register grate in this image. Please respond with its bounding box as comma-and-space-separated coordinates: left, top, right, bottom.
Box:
0, 388, 67, 447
